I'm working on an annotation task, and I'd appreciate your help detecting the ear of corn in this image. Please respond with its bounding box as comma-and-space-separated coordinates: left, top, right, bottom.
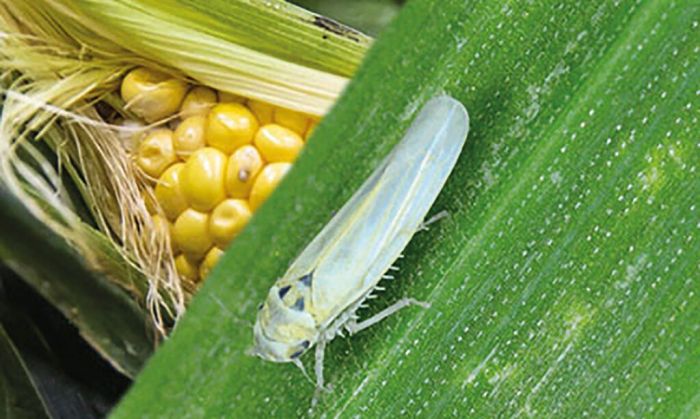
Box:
0, 0, 370, 356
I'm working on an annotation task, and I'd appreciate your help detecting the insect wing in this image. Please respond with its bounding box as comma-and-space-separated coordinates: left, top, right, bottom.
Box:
282, 96, 469, 326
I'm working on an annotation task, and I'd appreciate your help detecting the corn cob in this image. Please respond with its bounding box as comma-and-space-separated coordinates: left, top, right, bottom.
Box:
124, 67, 316, 286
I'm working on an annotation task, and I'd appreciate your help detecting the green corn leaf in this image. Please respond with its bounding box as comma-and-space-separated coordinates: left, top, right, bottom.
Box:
0, 270, 126, 418
115, 0, 699, 416
0, 187, 154, 378
0, 325, 48, 419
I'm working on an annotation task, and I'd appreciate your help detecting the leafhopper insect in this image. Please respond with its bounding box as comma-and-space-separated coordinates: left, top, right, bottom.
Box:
252, 95, 469, 399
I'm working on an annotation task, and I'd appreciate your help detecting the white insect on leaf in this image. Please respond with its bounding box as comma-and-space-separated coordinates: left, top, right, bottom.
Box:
252, 95, 470, 403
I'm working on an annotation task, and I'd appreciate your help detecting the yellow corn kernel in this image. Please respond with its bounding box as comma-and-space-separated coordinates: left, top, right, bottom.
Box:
173, 115, 206, 158
154, 163, 188, 221
206, 103, 259, 154
181, 147, 227, 212
209, 199, 252, 247
254, 124, 304, 163
225, 145, 264, 198
136, 129, 178, 178
180, 86, 217, 118
249, 162, 291, 211
273, 107, 308, 134
173, 209, 212, 261
175, 254, 199, 283
121, 67, 188, 123
305, 119, 319, 140
199, 247, 225, 279
218, 91, 246, 103
247, 99, 274, 125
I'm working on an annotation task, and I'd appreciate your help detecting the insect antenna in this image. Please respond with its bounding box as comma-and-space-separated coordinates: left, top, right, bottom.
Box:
208, 295, 253, 328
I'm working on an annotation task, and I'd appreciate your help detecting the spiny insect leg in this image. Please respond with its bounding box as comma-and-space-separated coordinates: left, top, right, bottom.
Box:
345, 298, 431, 335
311, 338, 331, 408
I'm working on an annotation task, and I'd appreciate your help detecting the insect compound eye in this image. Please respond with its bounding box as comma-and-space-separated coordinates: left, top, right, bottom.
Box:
278, 285, 292, 299
290, 340, 311, 359
292, 297, 305, 311
298, 272, 313, 287
257, 303, 264, 311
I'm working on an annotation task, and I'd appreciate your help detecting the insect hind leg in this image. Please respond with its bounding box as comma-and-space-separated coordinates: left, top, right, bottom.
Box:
311, 337, 332, 408
344, 298, 430, 335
